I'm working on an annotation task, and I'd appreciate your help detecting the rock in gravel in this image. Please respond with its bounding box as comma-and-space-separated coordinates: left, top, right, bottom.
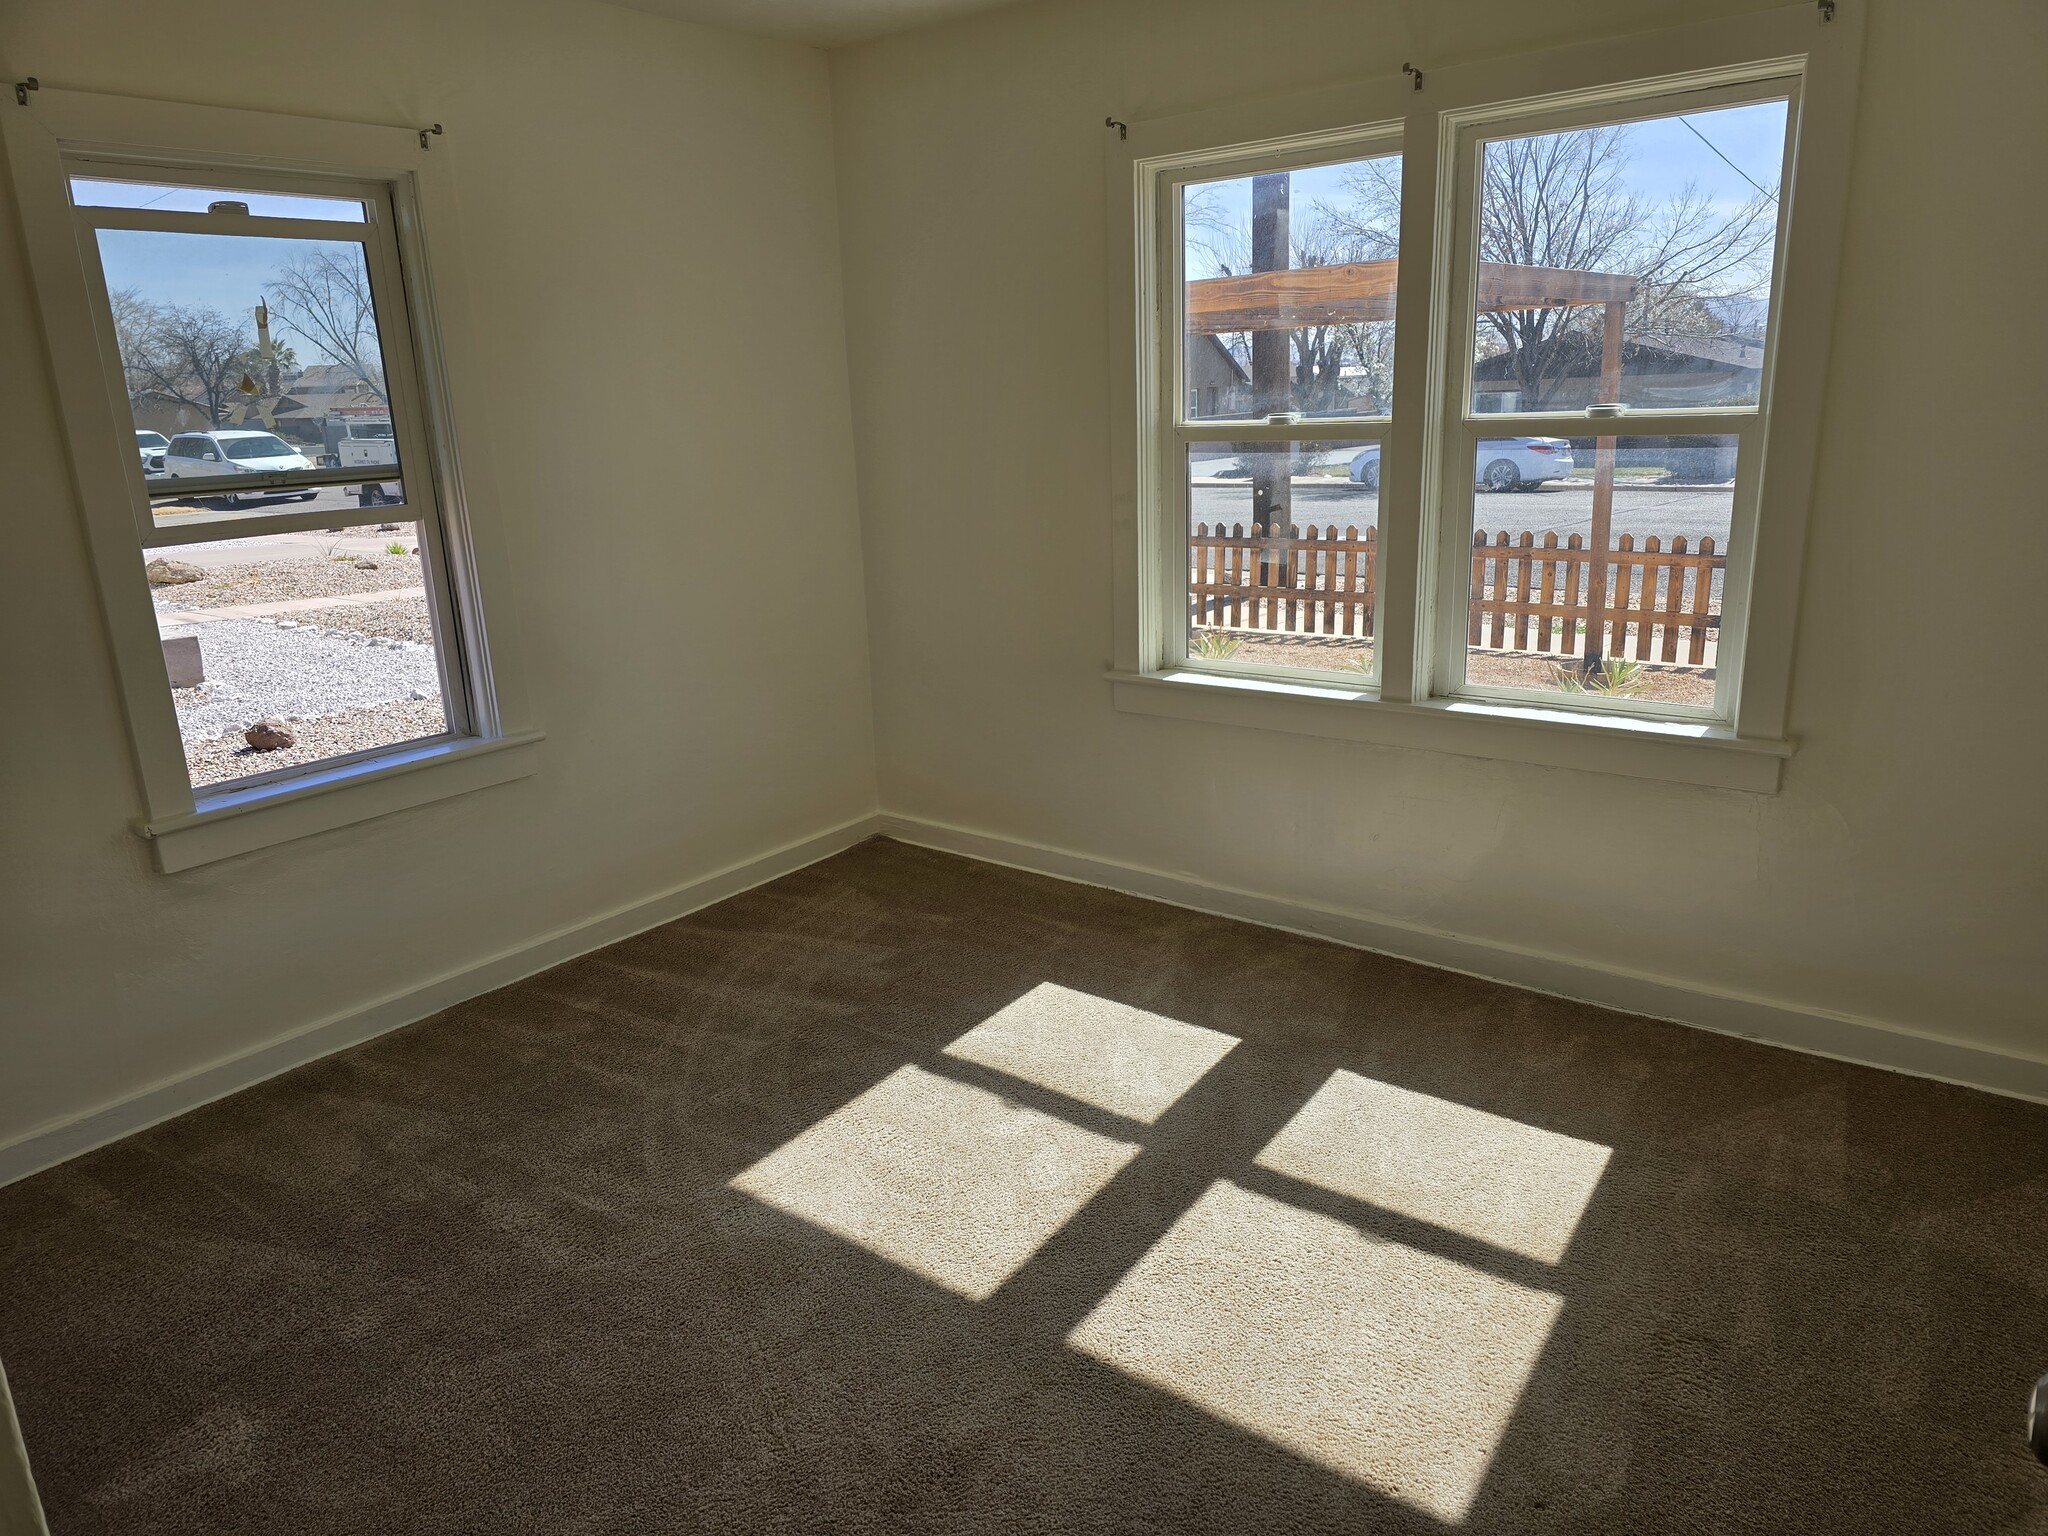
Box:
354, 559, 379, 570
244, 717, 297, 751
145, 558, 204, 586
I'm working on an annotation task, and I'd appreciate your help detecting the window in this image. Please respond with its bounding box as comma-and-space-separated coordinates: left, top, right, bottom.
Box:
81, 161, 472, 792
1175, 141, 1401, 683
1111, 6, 1862, 791
1437, 89, 1789, 718
5, 89, 536, 869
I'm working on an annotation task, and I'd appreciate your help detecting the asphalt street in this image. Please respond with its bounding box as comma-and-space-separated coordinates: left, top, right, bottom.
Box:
1189, 479, 1735, 547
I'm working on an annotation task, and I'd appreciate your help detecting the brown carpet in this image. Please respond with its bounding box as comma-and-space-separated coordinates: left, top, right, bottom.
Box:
4, 838, 2046, 1534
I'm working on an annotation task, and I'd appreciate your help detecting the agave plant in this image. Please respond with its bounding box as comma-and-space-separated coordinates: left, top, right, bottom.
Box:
1554, 656, 1648, 695
1189, 629, 1244, 660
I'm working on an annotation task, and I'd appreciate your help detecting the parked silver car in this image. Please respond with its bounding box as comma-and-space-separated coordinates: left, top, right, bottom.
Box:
1348, 437, 1575, 493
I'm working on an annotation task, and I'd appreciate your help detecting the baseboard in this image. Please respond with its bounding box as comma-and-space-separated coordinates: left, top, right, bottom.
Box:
10, 805, 2038, 1188
876, 812, 2048, 1106
0, 813, 884, 1188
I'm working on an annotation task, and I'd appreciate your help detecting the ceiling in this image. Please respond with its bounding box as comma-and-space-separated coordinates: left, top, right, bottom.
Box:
603, 0, 1034, 48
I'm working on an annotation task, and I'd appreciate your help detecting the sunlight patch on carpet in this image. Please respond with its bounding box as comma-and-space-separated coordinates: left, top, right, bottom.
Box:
1254, 1070, 1611, 1264
731, 1064, 1140, 1300
942, 982, 1239, 1124
1068, 1179, 1563, 1523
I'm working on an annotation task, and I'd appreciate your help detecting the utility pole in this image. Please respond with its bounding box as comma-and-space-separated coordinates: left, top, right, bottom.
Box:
1250, 171, 1292, 587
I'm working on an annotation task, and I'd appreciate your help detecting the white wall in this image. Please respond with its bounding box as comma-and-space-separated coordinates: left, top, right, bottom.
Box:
830, 0, 2048, 1068
0, 0, 877, 1157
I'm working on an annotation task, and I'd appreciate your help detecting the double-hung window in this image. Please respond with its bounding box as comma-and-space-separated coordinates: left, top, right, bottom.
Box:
5, 89, 535, 869
1111, 4, 1861, 791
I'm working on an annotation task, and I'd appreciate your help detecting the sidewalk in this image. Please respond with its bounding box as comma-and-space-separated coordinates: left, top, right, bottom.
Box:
155, 586, 426, 633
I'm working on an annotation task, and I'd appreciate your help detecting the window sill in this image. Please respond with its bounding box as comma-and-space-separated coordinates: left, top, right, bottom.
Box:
1107, 670, 1789, 792
141, 730, 544, 872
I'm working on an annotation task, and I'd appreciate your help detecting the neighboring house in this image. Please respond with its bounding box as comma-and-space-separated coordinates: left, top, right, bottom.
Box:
1186, 333, 1250, 418
1473, 328, 1764, 412
266, 364, 390, 449
131, 398, 211, 436
128, 364, 386, 440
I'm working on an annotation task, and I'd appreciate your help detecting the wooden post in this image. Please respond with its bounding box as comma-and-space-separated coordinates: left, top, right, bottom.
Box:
1582, 299, 1625, 673
1249, 172, 1292, 587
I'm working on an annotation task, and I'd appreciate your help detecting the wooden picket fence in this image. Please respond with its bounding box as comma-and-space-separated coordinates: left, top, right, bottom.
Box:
1189, 523, 1379, 638
1189, 522, 1724, 664
1469, 528, 1722, 664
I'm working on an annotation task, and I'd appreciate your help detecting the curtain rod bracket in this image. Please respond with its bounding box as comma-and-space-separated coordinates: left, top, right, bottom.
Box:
1818, 0, 1835, 19
419, 122, 444, 150
1105, 116, 1126, 141
14, 77, 38, 107
1402, 62, 1424, 92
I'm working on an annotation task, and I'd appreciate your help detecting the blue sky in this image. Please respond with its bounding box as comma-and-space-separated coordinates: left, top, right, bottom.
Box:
1184, 98, 1790, 280
95, 229, 362, 318
80, 177, 377, 358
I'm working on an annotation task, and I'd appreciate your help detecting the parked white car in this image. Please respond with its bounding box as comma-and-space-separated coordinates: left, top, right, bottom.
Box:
135, 429, 170, 476
1348, 436, 1575, 493
161, 430, 318, 505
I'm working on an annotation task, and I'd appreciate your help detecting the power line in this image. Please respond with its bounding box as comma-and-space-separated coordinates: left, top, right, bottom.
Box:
1678, 115, 1778, 204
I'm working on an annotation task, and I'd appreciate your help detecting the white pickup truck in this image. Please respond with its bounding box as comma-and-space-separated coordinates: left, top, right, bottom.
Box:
327, 417, 401, 507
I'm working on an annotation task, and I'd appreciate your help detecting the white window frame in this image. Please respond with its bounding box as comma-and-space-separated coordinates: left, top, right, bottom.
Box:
1152, 125, 1404, 692
4, 88, 539, 870
1106, 2, 1863, 793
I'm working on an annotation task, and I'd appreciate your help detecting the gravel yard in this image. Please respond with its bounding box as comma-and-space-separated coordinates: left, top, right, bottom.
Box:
158, 610, 447, 787
314, 594, 436, 645
157, 549, 424, 609
145, 532, 453, 788
159, 614, 443, 739
182, 699, 451, 788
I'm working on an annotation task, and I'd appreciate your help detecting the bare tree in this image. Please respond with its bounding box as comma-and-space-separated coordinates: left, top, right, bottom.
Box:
1477, 129, 1774, 407
115, 302, 260, 427
107, 286, 172, 415
264, 248, 387, 402
1325, 126, 1778, 409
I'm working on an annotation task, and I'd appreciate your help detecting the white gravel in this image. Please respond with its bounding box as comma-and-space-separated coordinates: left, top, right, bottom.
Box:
160, 612, 443, 743
182, 699, 451, 788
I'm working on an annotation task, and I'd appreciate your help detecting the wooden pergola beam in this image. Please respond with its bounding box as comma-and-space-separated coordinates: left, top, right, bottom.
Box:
1184, 258, 1639, 335
1183, 254, 1642, 678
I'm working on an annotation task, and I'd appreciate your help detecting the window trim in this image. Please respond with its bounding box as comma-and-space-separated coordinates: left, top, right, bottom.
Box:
1105, 1, 1864, 792
3, 87, 539, 868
